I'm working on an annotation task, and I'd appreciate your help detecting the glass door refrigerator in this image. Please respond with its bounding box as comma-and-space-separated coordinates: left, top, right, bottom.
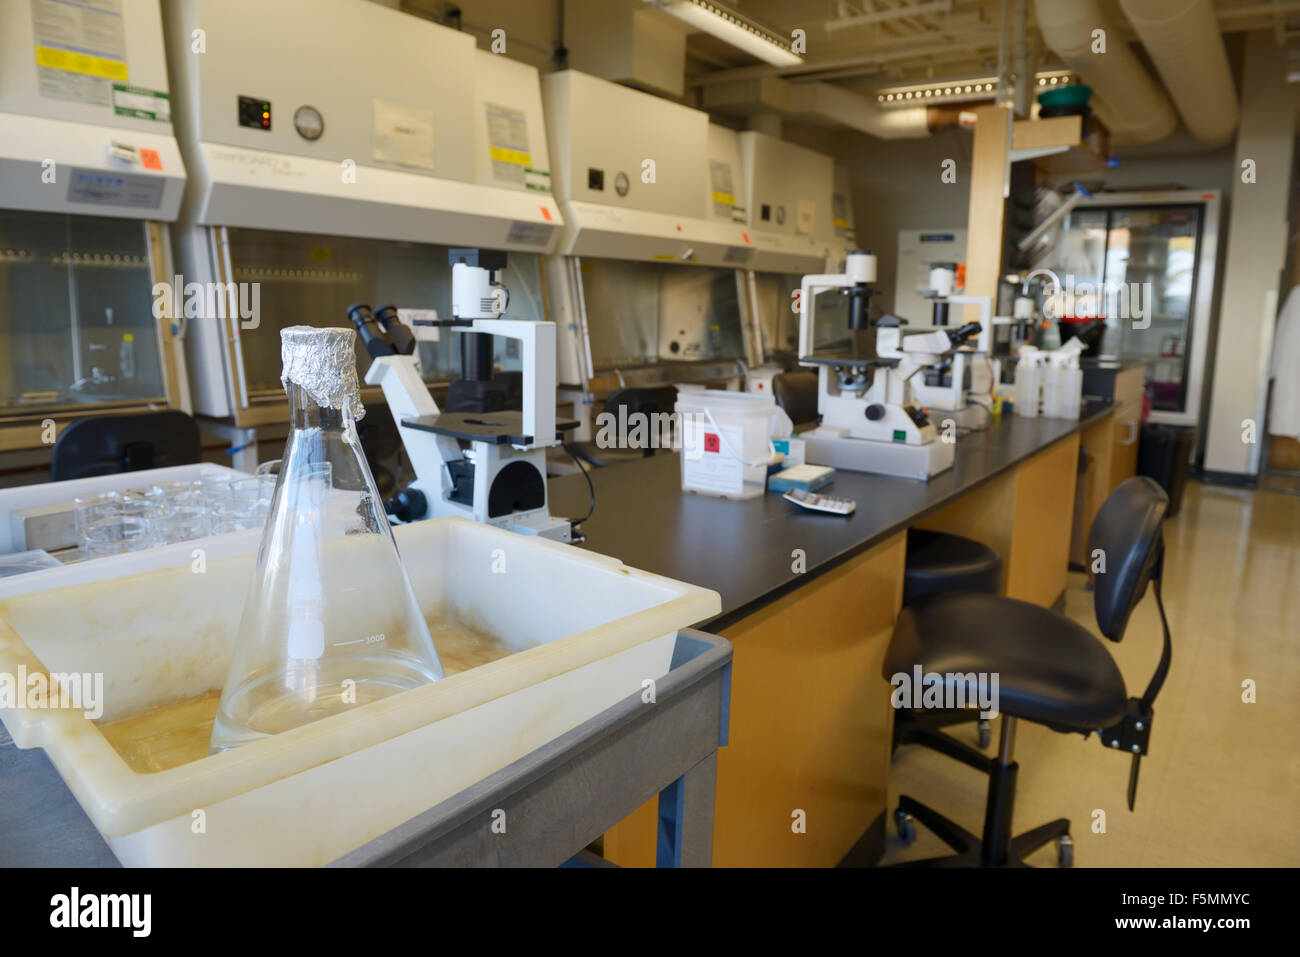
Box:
1049, 190, 1221, 427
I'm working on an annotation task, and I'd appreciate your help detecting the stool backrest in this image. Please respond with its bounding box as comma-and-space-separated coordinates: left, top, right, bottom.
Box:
50, 411, 201, 481
1086, 476, 1169, 641
772, 371, 819, 426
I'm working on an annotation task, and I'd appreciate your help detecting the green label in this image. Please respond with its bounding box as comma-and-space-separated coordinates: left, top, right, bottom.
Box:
111, 83, 170, 122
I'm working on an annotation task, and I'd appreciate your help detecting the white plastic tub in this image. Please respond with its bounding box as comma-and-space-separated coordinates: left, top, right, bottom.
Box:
0, 517, 719, 866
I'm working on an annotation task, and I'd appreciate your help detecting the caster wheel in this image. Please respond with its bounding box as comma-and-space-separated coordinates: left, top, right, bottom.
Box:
977, 719, 992, 750
1057, 834, 1074, 868
894, 809, 917, 846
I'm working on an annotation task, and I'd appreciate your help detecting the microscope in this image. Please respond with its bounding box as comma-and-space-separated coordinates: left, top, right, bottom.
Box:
356, 248, 575, 541
884, 261, 997, 422
796, 250, 988, 480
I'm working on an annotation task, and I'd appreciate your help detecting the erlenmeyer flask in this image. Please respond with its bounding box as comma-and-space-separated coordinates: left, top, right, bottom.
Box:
211, 326, 443, 752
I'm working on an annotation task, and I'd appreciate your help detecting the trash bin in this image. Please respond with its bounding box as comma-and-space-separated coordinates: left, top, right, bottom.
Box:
1137, 424, 1195, 518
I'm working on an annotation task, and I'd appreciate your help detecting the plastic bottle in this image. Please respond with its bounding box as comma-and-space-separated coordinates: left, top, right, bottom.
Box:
1014, 348, 1041, 418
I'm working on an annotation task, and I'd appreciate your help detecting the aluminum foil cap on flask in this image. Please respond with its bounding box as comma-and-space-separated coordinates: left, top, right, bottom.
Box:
280, 325, 366, 420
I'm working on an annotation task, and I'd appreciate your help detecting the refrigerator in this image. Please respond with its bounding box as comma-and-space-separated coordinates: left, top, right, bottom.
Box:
1046, 190, 1221, 427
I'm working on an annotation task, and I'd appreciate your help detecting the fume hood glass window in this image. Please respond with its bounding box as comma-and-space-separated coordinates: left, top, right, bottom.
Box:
224, 228, 545, 396
754, 271, 854, 361
753, 271, 801, 359
578, 259, 745, 371
0, 209, 164, 415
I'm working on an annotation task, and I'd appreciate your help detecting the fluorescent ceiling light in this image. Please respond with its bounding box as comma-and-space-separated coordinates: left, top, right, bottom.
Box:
649, 1, 803, 67
876, 70, 1076, 108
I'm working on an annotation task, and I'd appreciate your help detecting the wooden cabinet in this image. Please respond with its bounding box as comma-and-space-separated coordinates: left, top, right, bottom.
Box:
1071, 366, 1146, 565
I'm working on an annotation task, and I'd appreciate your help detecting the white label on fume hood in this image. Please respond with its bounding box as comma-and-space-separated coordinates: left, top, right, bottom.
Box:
31, 0, 127, 106
709, 161, 735, 220
796, 200, 815, 236
66, 167, 163, 209
373, 99, 435, 171
486, 103, 530, 185
506, 221, 552, 246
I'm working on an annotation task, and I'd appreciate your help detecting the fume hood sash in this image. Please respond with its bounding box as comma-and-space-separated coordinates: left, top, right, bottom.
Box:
186, 142, 562, 254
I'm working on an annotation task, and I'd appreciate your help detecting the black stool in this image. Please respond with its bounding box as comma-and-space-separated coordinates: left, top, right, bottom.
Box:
893, 530, 1003, 759
50, 410, 201, 481
884, 477, 1171, 867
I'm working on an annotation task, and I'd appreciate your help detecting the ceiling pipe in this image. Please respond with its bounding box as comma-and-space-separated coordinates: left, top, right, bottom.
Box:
1033, 0, 1178, 144
700, 74, 945, 139
1117, 0, 1239, 145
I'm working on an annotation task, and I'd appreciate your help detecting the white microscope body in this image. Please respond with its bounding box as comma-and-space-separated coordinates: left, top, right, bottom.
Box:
363, 249, 572, 541
798, 251, 957, 480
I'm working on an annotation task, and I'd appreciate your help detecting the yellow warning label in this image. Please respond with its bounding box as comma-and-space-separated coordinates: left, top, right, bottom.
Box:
489, 145, 531, 167
35, 45, 128, 82
712, 191, 735, 206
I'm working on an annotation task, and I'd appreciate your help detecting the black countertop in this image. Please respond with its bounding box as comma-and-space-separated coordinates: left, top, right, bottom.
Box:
549, 401, 1113, 629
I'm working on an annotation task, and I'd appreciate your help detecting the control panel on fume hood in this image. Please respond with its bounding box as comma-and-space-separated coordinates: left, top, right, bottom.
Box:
238, 96, 271, 130
739, 132, 833, 238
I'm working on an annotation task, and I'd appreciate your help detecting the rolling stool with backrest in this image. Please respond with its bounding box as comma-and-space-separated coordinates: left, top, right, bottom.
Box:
885, 477, 1172, 866
893, 529, 1004, 765
50, 411, 201, 481
567, 386, 677, 468
772, 370, 819, 428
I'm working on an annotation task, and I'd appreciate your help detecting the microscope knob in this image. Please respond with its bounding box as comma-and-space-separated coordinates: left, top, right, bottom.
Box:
865, 403, 886, 421
384, 488, 428, 523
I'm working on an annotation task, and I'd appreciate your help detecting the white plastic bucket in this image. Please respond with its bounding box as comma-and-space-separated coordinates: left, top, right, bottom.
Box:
675, 390, 780, 500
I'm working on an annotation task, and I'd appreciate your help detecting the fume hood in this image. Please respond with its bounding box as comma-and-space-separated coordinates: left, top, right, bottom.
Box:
163, 0, 562, 458
0, 0, 188, 454
542, 71, 761, 434
739, 134, 847, 369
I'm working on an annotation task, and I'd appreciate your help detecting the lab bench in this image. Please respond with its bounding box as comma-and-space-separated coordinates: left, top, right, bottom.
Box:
547, 399, 1119, 867
0, 629, 732, 868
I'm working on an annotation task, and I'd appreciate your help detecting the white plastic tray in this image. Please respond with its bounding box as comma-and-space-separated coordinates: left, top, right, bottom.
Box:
0, 517, 719, 866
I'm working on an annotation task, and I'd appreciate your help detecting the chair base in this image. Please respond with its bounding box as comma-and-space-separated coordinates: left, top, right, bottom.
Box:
892, 710, 994, 774
891, 795, 1071, 867
887, 718, 1074, 868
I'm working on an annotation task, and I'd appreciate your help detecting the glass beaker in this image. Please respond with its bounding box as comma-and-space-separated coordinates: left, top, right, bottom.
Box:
210, 326, 443, 753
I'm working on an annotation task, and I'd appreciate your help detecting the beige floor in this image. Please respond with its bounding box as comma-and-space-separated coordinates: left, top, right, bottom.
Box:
882, 480, 1300, 867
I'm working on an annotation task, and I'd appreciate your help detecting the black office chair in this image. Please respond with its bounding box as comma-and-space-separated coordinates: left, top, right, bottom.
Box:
568, 386, 678, 468
50, 411, 201, 481
884, 477, 1171, 867
893, 530, 1004, 759
772, 371, 819, 427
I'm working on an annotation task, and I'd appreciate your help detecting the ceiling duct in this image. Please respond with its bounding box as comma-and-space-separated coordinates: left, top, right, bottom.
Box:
1117, 0, 1238, 145
1034, 0, 1178, 144
700, 75, 939, 139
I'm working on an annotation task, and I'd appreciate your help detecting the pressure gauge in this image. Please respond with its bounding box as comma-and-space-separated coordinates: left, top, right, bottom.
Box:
293, 105, 324, 141
614, 171, 630, 197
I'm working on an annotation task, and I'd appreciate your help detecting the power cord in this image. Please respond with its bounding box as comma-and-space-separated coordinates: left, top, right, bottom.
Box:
562, 443, 596, 542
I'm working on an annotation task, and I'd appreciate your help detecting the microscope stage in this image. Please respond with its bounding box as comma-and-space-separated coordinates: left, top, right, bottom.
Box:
800, 354, 901, 370
404, 411, 579, 445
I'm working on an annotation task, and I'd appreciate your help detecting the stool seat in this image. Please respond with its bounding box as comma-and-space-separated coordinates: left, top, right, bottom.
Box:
904, 529, 1002, 605
886, 592, 1128, 731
